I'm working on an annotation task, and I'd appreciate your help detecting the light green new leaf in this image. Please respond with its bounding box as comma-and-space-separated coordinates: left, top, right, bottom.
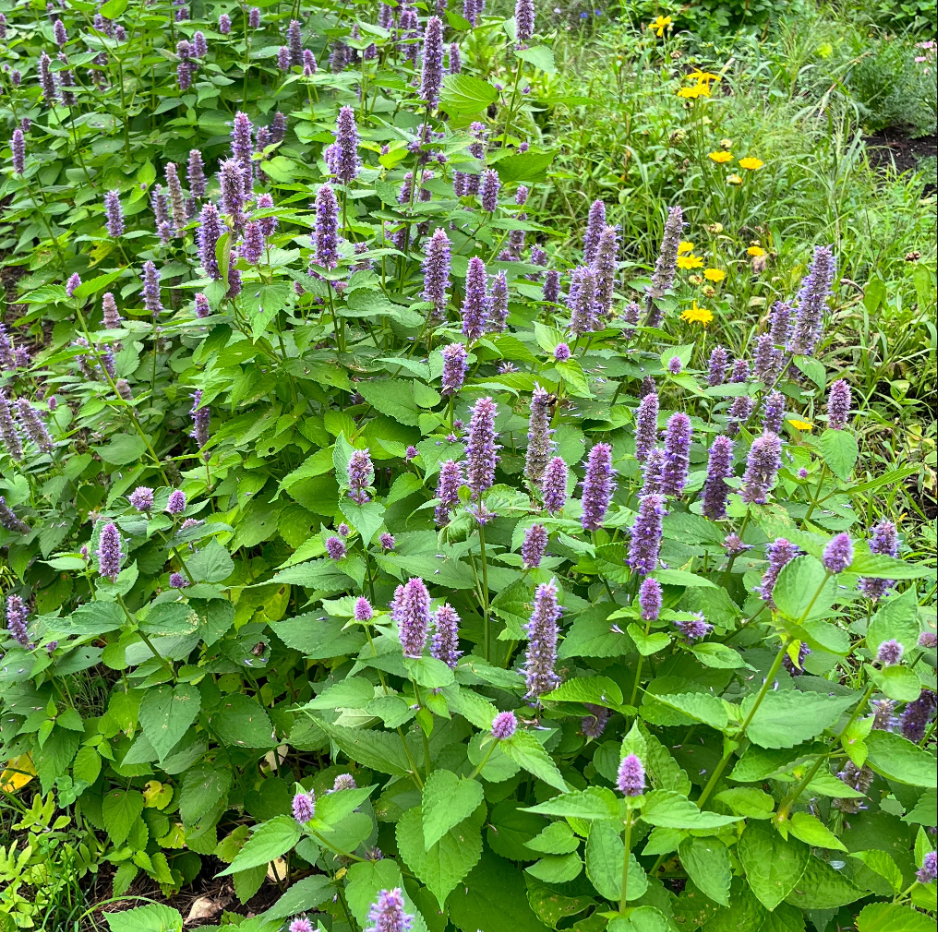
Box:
218, 816, 301, 876
856, 901, 935, 932
789, 812, 847, 851
584, 819, 648, 902
524, 786, 620, 820
422, 770, 485, 849
102, 788, 145, 847
105, 904, 182, 932
640, 790, 741, 829
501, 731, 568, 792
865, 731, 937, 787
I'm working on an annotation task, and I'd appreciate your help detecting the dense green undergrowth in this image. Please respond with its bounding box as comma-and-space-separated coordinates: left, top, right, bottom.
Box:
1, 2, 936, 932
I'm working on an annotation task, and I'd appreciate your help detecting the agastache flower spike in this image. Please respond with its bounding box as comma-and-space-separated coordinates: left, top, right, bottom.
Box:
701, 435, 735, 520
354, 597, 373, 622
347, 449, 374, 504
5, 594, 32, 648
858, 520, 899, 601
440, 343, 468, 396
420, 17, 444, 106
287, 19, 303, 65
466, 397, 500, 497
761, 391, 785, 435
826, 379, 851, 430
617, 754, 645, 796
634, 392, 659, 463
568, 265, 598, 335
769, 300, 792, 347
488, 271, 509, 332
448, 42, 462, 73
188, 149, 207, 199
638, 577, 662, 621
583, 199, 606, 264
756, 538, 799, 606
730, 358, 750, 383
822, 533, 853, 574
461, 256, 489, 342
97, 522, 123, 579
641, 448, 665, 496
525, 385, 555, 483
491, 711, 517, 740
543, 269, 561, 304
901, 689, 936, 744
580, 442, 615, 531
39, 53, 59, 105
523, 580, 562, 698
431, 604, 462, 668
104, 190, 124, 237
11, 128, 26, 176
541, 456, 568, 515
197, 204, 223, 279
422, 228, 451, 318
0, 496, 30, 534
788, 245, 837, 356
314, 183, 339, 269
219, 159, 246, 226
66, 274, 82, 298
366, 888, 414, 932
593, 224, 619, 319
331, 106, 361, 185
628, 493, 666, 577
392, 578, 431, 659
190, 389, 210, 451
876, 639, 903, 666
15, 400, 55, 453
292, 790, 315, 824
707, 346, 729, 387
753, 333, 780, 382
522, 524, 549, 569
165, 163, 187, 233
649, 206, 683, 299
480, 168, 500, 212
661, 412, 692, 497
434, 459, 463, 525
142, 261, 162, 316
741, 432, 782, 504
325, 536, 346, 560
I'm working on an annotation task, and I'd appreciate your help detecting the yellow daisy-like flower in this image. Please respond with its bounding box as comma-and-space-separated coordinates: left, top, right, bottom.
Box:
738, 157, 764, 170
651, 15, 672, 37
704, 268, 726, 282
747, 246, 766, 257
688, 70, 721, 86
726, 173, 743, 185
677, 84, 710, 99
678, 241, 695, 254
709, 151, 733, 163
677, 255, 703, 270
681, 300, 714, 326
788, 419, 814, 431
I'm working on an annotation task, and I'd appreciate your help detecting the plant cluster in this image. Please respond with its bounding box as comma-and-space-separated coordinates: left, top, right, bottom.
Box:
0, 3, 936, 932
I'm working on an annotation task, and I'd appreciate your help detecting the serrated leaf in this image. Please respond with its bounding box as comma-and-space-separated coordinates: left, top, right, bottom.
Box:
501, 731, 568, 792
818, 429, 858, 480
680, 836, 731, 906
640, 790, 741, 829
524, 787, 620, 820
584, 819, 647, 901
421, 770, 484, 850
218, 816, 301, 876
105, 904, 182, 932
864, 731, 937, 787
738, 822, 809, 910
856, 902, 935, 932
440, 74, 498, 113
745, 691, 857, 749
541, 675, 623, 708
138, 684, 201, 763
103, 788, 145, 847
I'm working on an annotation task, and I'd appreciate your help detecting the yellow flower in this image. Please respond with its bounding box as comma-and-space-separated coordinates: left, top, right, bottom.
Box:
788, 419, 814, 431
651, 15, 672, 37
688, 70, 721, 86
738, 157, 764, 170
747, 246, 766, 257
678, 241, 695, 254
681, 300, 714, 326
704, 268, 726, 282
726, 173, 743, 185
709, 150, 733, 163
677, 255, 703, 270
677, 84, 710, 99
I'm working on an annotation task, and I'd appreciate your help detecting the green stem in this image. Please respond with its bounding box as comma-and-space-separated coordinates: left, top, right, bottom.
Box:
619, 811, 634, 913
117, 595, 175, 679
479, 523, 491, 661
467, 738, 499, 780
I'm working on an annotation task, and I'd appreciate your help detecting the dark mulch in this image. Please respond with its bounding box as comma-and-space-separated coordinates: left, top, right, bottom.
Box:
866, 128, 938, 191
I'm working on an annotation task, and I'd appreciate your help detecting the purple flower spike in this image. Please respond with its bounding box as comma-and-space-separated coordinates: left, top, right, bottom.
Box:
568, 265, 598, 335
522, 524, 549, 569
581, 442, 615, 531
347, 449, 374, 504
331, 106, 361, 185
756, 538, 799, 607
541, 456, 568, 515
593, 225, 619, 319
822, 532, 853, 574
641, 448, 665, 496
827, 379, 852, 430
188, 149, 207, 200
366, 888, 414, 932
649, 206, 683, 299
583, 199, 606, 264
5, 594, 32, 648
708, 346, 729, 387
466, 396, 500, 499
219, 158, 246, 223
730, 358, 750, 383
617, 754, 645, 796
789, 245, 837, 357
354, 597, 373, 621
325, 536, 346, 561
515, 0, 535, 41
661, 412, 692, 497
241, 221, 265, 265
11, 128, 26, 176
15, 399, 54, 454
917, 632, 936, 649
628, 494, 666, 577
39, 53, 59, 105
917, 851, 937, 885
314, 183, 339, 270
639, 577, 662, 621
480, 169, 500, 212
525, 385, 555, 483
769, 300, 792, 347
582, 706, 611, 739
543, 269, 561, 304
128, 486, 154, 512
97, 522, 123, 580
675, 613, 713, 643
142, 261, 162, 316
102, 292, 121, 329
634, 392, 660, 464
492, 710, 518, 740
667, 356, 683, 375
488, 271, 509, 333
166, 490, 187, 514
440, 343, 468, 396
553, 342, 570, 361
876, 639, 904, 666
290, 919, 314, 932
420, 17, 444, 106
461, 256, 489, 342
170, 572, 188, 589
901, 689, 936, 743
523, 580, 562, 698
0, 497, 30, 534
431, 603, 462, 668
761, 391, 785, 435
287, 19, 303, 65
422, 228, 451, 318
332, 773, 357, 792
292, 790, 315, 824
858, 520, 899, 601
393, 578, 431, 659
783, 642, 811, 677
434, 460, 463, 525
66, 274, 82, 298
701, 435, 735, 520
104, 190, 124, 237
740, 432, 782, 505
197, 204, 223, 280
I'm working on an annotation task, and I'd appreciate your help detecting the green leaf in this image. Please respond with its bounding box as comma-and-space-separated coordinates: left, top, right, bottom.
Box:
261, 875, 334, 922
784, 857, 863, 908
818, 429, 859, 480
868, 664, 924, 702
865, 731, 938, 787
867, 590, 921, 652
679, 836, 731, 906
396, 801, 485, 909
701, 876, 767, 932
72, 746, 102, 787
647, 692, 728, 731
524, 787, 620, 821
105, 904, 182, 932
584, 819, 647, 901
515, 44, 556, 73
356, 379, 421, 426
501, 731, 568, 792
494, 151, 556, 184
771, 556, 838, 622
339, 500, 386, 546
448, 852, 551, 932
847, 552, 931, 579
628, 624, 672, 656
541, 675, 623, 708
526, 852, 583, 883
138, 684, 201, 763
440, 74, 499, 113
102, 788, 145, 847
208, 694, 274, 748
653, 568, 718, 588
737, 822, 809, 909
74, 268, 126, 300
218, 816, 301, 876
422, 770, 485, 850
179, 764, 232, 825
526, 822, 580, 855
640, 791, 741, 830
714, 787, 775, 819
856, 902, 935, 932
317, 720, 418, 778
608, 906, 671, 932
93, 434, 147, 465
745, 690, 857, 749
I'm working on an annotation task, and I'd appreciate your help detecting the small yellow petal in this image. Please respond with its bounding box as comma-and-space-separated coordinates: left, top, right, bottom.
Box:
738, 157, 764, 170
788, 419, 814, 431
704, 268, 726, 282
